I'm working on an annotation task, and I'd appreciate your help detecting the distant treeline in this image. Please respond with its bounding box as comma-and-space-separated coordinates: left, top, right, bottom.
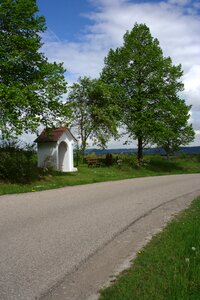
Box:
85, 146, 200, 156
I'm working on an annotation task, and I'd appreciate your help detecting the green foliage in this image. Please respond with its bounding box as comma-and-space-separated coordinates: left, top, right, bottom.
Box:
67, 77, 118, 155
86, 152, 98, 159
101, 23, 194, 162
0, 0, 67, 138
100, 197, 200, 300
156, 100, 195, 156
0, 140, 38, 183
0, 154, 200, 195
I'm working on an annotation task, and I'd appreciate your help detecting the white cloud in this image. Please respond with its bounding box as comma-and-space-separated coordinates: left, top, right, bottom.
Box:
41, 0, 200, 146
183, 65, 200, 108
182, 65, 200, 132
190, 130, 200, 146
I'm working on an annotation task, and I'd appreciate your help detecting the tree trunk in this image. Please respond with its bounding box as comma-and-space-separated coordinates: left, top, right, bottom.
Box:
137, 137, 143, 164
80, 137, 88, 161
80, 146, 85, 159
164, 145, 170, 160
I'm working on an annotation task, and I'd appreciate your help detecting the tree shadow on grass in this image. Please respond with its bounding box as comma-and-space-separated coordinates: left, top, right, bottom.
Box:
147, 158, 184, 173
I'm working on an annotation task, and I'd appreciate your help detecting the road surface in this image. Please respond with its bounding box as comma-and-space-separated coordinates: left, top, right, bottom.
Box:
0, 174, 200, 300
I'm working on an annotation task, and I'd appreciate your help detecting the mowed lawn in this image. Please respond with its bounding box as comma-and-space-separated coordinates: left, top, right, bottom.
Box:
99, 196, 200, 300
0, 154, 200, 195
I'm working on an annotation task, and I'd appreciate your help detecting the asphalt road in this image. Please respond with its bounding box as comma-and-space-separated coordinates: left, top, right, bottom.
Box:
0, 174, 200, 300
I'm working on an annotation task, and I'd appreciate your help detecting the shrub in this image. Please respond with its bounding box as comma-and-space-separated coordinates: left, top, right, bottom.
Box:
0, 141, 39, 183
197, 154, 200, 163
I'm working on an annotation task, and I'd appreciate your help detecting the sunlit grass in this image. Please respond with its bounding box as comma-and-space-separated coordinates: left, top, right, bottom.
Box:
0, 154, 200, 195
99, 196, 200, 300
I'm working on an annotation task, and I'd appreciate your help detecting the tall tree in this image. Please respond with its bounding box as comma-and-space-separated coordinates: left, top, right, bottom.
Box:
67, 77, 118, 156
0, 0, 67, 138
101, 23, 194, 162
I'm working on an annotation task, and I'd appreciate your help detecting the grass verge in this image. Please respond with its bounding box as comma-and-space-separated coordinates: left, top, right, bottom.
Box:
0, 155, 200, 195
99, 196, 200, 300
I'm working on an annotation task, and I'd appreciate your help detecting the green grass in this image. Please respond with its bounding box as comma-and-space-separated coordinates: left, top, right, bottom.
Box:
99, 196, 200, 300
0, 154, 200, 195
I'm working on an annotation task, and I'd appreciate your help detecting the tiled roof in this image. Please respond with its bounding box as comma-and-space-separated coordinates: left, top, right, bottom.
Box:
35, 128, 77, 143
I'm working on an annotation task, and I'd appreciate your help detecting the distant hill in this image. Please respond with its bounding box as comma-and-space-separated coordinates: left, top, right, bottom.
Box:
85, 146, 200, 156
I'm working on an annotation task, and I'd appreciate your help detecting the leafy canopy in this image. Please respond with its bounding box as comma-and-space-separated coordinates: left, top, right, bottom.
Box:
0, 0, 67, 138
156, 99, 195, 157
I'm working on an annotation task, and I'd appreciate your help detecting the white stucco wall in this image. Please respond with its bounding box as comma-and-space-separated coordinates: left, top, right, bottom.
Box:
37, 142, 57, 169
37, 130, 77, 172
57, 131, 76, 172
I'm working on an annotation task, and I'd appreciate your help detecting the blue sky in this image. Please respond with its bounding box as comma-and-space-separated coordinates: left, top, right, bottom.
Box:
37, 0, 94, 41
35, 0, 200, 147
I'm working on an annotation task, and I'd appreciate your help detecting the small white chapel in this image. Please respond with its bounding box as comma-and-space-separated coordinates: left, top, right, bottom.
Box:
35, 127, 77, 172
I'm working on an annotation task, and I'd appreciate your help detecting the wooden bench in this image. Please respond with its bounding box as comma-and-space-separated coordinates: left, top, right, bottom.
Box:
86, 158, 101, 167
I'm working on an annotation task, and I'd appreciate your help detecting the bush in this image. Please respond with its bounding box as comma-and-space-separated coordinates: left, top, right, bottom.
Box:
197, 154, 200, 163
0, 141, 39, 183
114, 153, 137, 167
